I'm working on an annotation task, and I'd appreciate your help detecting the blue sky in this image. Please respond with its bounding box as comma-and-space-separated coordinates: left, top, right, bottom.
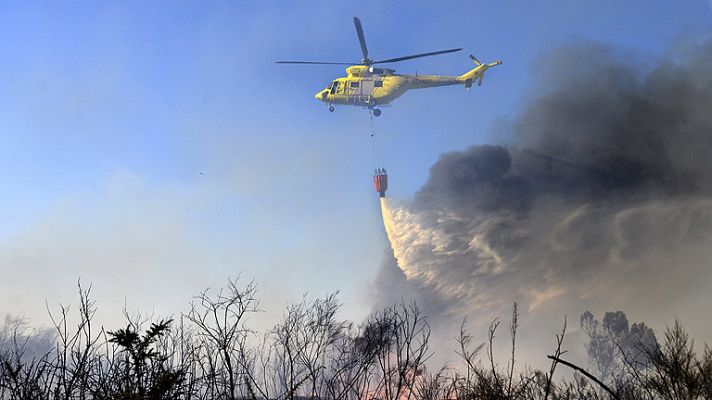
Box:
1, 1, 711, 328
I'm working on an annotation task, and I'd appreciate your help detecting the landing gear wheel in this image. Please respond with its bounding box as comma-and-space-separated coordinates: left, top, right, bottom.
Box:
372, 109, 382, 117
328, 105, 334, 112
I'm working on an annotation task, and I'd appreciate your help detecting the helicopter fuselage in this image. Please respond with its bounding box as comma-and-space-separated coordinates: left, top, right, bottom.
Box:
279, 16, 502, 114
314, 62, 496, 109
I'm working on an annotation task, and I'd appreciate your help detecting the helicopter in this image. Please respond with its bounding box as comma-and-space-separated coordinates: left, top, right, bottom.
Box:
277, 17, 502, 116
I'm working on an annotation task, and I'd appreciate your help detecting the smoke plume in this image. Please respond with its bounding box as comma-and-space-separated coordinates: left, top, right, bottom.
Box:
373, 37, 712, 362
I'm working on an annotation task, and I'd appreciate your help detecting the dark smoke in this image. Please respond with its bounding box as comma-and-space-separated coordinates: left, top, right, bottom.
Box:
374, 37, 712, 364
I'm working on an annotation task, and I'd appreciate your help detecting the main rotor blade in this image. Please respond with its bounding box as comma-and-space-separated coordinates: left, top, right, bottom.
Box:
275, 61, 354, 65
353, 17, 369, 62
373, 48, 462, 64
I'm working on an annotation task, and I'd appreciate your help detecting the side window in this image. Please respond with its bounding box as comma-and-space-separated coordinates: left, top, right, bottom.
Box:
374, 80, 383, 87
350, 81, 360, 88
330, 81, 340, 94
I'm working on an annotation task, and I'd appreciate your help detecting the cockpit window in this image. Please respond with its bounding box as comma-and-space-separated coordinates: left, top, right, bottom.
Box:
374, 80, 383, 87
330, 81, 340, 94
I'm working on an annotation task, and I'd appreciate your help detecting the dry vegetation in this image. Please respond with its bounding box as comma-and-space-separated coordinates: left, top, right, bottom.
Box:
2, 279, 711, 399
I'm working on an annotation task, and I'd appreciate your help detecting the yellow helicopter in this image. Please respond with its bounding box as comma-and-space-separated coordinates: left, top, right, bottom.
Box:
277, 17, 502, 116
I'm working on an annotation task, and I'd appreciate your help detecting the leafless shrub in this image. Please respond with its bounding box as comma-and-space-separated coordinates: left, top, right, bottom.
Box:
3, 280, 712, 400
185, 276, 260, 400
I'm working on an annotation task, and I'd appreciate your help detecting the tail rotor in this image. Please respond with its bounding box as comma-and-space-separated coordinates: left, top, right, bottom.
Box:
469, 54, 482, 66
472, 55, 502, 86
462, 54, 502, 89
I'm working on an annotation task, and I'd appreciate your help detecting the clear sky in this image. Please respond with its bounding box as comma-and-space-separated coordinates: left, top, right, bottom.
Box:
1, 1, 712, 329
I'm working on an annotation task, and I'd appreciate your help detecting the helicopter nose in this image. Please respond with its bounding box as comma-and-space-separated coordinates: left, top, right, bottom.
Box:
315, 90, 327, 101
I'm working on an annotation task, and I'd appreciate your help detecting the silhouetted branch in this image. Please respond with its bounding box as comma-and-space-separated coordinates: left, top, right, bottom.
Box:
546, 355, 619, 400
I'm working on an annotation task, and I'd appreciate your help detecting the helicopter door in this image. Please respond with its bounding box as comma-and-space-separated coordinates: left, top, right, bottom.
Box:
360, 78, 374, 98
